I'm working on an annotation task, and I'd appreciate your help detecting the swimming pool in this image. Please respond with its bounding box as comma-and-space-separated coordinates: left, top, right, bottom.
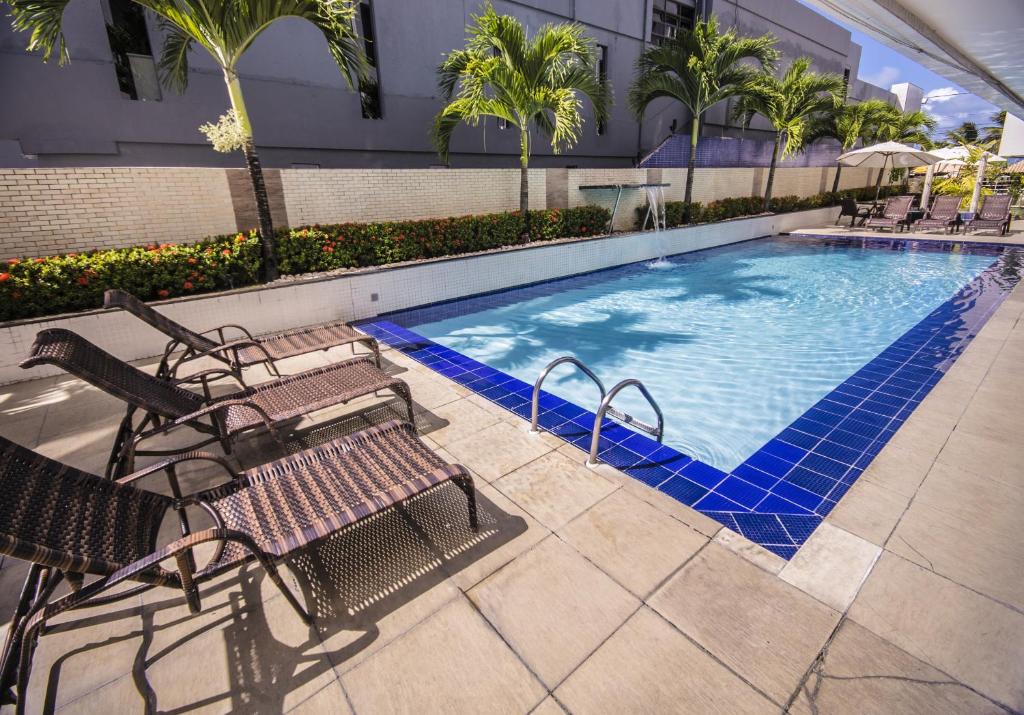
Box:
360, 235, 1022, 557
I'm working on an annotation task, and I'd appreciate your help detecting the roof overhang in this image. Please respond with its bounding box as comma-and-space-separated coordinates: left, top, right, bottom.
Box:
803, 0, 1024, 115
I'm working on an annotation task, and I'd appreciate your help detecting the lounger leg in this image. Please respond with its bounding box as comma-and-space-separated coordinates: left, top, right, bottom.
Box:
368, 339, 382, 369
453, 474, 479, 532
263, 563, 312, 625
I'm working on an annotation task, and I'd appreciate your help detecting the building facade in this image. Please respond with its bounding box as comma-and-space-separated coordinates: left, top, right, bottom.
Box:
0, 0, 900, 170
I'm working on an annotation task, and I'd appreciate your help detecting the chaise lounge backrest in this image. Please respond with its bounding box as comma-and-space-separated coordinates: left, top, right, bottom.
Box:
927, 195, 961, 219
881, 195, 913, 220
0, 435, 171, 576
20, 329, 205, 419
104, 289, 219, 354
978, 194, 1011, 220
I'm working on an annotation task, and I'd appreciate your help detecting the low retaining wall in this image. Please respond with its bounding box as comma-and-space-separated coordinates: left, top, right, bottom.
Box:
0, 207, 836, 385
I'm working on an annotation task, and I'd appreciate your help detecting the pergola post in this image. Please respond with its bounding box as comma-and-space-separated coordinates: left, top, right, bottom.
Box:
969, 153, 989, 213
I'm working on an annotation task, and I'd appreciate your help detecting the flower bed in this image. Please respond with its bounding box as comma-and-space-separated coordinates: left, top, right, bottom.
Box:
0, 206, 610, 322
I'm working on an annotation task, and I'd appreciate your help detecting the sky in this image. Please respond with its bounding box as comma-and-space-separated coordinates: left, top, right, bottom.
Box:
798, 3, 1001, 139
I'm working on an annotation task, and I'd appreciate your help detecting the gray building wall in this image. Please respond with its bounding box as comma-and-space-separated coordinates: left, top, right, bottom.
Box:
0, 0, 895, 169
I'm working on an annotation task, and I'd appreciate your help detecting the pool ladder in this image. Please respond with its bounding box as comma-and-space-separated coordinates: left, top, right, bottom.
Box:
529, 356, 665, 467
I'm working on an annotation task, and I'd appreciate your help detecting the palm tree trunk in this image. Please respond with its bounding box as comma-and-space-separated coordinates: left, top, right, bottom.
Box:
225, 69, 278, 282
519, 128, 530, 239
763, 131, 781, 212
684, 116, 699, 207
831, 163, 843, 193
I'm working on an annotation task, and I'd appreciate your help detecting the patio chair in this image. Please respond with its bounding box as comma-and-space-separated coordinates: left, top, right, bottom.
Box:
103, 289, 380, 382
863, 195, 914, 232
835, 197, 872, 226
20, 329, 414, 479
912, 195, 962, 233
0, 420, 476, 712
964, 194, 1012, 235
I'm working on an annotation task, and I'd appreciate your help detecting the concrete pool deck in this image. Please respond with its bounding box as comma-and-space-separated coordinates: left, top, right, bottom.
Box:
1, 273, 1023, 712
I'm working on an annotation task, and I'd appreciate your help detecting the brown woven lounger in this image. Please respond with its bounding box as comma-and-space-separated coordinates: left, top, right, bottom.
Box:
104, 289, 380, 381
0, 420, 476, 712
912, 194, 961, 233
964, 194, 1012, 235
864, 195, 914, 232
20, 329, 413, 478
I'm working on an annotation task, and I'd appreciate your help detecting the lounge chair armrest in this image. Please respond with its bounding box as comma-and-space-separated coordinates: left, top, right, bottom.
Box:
199, 323, 256, 342
116, 450, 239, 487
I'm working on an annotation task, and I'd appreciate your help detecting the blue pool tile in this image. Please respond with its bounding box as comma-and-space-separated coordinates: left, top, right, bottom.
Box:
679, 460, 728, 489
731, 464, 780, 491
618, 432, 663, 458
703, 512, 739, 532
733, 513, 791, 545
785, 467, 838, 497
815, 499, 839, 517
755, 494, 814, 515
790, 417, 833, 438
744, 450, 797, 478
798, 453, 850, 480
762, 544, 798, 560
825, 428, 875, 452
810, 440, 862, 466
694, 491, 748, 513
597, 445, 645, 471
715, 477, 770, 509
760, 439, 808, 464
777, 514, 822, 543
657, 475, 709, 505
771, 481, 824, 512
777, 428, 821, 450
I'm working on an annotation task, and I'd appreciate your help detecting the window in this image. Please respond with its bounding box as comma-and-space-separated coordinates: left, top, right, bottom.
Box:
104, 0, 160, 101
651, 0, 696, 46
357, 1, 383, 119
596, 44, 608, 136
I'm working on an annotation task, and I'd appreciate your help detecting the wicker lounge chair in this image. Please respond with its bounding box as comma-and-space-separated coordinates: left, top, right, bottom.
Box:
20, 329, 413, 478
913, 195, 962, 233
0, 420, 476, 711
964, 194, 1012, 235
863, 195, 914, 232
835, 197, 872, 227
104, 289, 380, 382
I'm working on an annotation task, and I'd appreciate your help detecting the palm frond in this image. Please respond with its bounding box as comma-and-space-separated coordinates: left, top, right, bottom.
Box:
6, 0, 74, 63
156, 19, 194, 93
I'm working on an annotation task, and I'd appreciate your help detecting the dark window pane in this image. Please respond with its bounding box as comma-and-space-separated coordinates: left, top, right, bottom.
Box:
359, 1, 383, 119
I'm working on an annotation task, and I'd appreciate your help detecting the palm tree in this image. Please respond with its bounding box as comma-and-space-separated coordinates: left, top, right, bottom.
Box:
627, 16, 777, 206
733, 57, 844, 210
807, 98, 892, 193
7, 0, 368, 282
871, 106, 936, 188
944, 120, 979, 147
433, 2, 609, 234
982, 110, 1007, 149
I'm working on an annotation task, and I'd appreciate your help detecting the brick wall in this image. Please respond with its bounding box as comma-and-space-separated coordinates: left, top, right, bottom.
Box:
0, 168, 237, 258
279, 168, 548, 227
0, 165, 880, 259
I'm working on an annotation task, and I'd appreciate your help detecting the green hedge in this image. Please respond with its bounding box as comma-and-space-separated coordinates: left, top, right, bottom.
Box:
0, 205, 610, 322
639, 184, 910, 228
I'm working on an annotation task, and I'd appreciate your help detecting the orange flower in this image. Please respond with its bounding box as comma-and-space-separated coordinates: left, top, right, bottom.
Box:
235, 234, 246, 243
0, 273, 10, 282
157, 289, 170, 298
6, 258, 19, 266
187, 257, 198, 265
34, 258, 45, 264
66, 253, 77, 258
221, 248, 232, 256
183, 281, 194, 290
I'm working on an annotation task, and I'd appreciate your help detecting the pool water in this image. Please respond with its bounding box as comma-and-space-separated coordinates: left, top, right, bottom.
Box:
403, 236, 997, 472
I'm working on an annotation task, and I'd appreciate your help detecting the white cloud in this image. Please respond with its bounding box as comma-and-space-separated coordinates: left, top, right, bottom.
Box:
923, 86, 961, 105
921, 89, 999, 135
861, 65, 900, 89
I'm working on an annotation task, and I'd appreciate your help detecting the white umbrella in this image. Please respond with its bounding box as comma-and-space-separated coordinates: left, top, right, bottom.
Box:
929, 145, 1007, 174
837, 141, 942, 202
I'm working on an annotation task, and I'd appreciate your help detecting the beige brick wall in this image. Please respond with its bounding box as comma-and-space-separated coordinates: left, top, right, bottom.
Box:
566, 168, 650, 231
0, 168, 237, 259
280, 168, 548, 226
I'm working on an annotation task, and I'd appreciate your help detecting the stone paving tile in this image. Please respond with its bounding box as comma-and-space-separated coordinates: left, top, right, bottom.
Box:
494, 451, 618, 531
857, 442, 937, 498
559, 489, 707, 597
285, 680, 352, 714
556, 608, 775, 714
530, 696, 567, 715
417, 397, 501, 447
937, 426, 1024, 482
341, 597, 546, 715
712, 529, 787, 575
887, 464, 1024, 611
779, 523, 881, 612
649, 543, 840, 705
825, 479, 910, 546
444, 421, 556, 482
849, 552, 1024, 711
789, 620, 1005, 715
468, 535, 639, 688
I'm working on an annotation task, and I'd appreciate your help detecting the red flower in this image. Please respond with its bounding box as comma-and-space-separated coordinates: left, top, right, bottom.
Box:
7, 258, 19, 266
0, 273, 9, 282
157, 289, 170, 298
183, 281, 194, 290
221, 248, 232, 256
322, 246, 333, 253
235, 234, 246, 243
187, 257, 198, 265
77, 276, 89, 286
34, 258, 45, 264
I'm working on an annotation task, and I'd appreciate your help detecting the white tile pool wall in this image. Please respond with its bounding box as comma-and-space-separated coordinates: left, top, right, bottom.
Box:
0, 207, 837, 384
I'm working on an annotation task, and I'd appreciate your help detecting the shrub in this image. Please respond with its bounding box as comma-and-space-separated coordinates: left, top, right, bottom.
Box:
2, 206, 612, 322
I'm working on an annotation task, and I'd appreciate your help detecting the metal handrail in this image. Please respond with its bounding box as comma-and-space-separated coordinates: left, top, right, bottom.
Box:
587, 379, 665, 466
530, 356, 606, 433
